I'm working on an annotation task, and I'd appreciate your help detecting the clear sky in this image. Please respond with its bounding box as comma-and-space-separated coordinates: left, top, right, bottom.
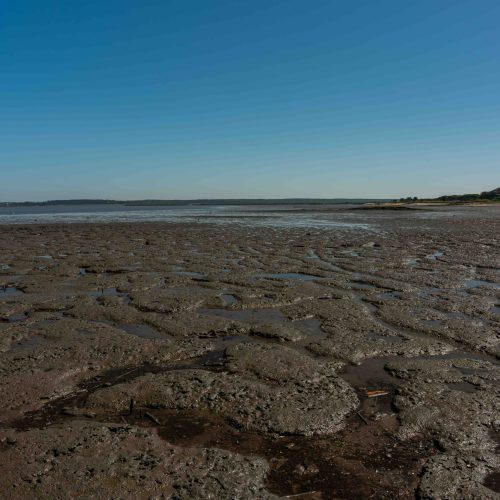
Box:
1, 0, 499, 201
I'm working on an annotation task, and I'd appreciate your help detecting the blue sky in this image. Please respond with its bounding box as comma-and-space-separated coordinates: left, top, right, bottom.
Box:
1, 0, 499, 200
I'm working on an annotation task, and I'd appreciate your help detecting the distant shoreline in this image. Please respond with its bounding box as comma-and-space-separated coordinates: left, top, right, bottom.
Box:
1, 188, 498, 207
0, 198, 393, 208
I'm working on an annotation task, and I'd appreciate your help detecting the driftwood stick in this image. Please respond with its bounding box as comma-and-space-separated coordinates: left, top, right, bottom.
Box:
283, 492, 319, 499
144, 411, 161, 425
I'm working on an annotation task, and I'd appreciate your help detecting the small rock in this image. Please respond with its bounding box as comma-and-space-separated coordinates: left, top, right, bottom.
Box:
294, 464, 306, 475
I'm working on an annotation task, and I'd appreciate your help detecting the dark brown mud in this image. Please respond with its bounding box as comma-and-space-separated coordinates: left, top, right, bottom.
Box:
484, 472, 500, 494
4, 345, 434, 499
1, 208, 499, 498
7, 361, 432, 499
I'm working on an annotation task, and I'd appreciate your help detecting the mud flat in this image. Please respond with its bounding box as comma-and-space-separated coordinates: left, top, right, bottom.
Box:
0, 205, 499, 498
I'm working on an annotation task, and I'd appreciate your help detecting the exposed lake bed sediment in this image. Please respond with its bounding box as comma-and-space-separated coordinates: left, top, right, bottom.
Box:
0, 206, 499, 499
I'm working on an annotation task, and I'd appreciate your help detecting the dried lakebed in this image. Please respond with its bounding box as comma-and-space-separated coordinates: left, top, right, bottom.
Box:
0, 207, 499, 499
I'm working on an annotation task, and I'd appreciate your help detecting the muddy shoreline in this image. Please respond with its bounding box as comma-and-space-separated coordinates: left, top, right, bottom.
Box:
0, 208, 499, 498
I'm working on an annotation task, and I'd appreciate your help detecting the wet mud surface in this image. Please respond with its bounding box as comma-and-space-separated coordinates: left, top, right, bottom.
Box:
0, 205, 499, 498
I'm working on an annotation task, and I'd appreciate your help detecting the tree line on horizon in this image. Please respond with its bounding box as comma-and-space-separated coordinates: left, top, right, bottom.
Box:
399, 187, 499, 203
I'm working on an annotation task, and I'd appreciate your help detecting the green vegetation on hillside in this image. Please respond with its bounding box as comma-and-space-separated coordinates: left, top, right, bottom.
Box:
399, 188, 500, 203
436, 187, 500, 202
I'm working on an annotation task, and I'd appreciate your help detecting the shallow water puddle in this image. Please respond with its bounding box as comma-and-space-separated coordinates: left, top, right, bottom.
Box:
87, 287, 119, 297
8, 312, 28, 323
86, 288, 131, 303
0, 287, 22, 299
171, 268, 207, 279
417, 286, 448, 299
421, 319, 442, 327
163, 285, 206, 296
426, 251, 444, 261
119, 324, 166, 340
294, 318, 327, 340
367, 331, 404, 343
484, 472, 500, 494
196, 335, 255, 366
340, 357, 401, 414
189, 249, 209, 256
380, 291, 402, 301
403, 257, 419, 267
174, 271, 207, 279
199, 307, 285, 324
441, 310, 490, 326
220, 293, 238, 307
342, 250, 360, 257
350, 280, 384, 291
126, 262, 143, 271
465, 279, 500, 290
307, 249, 320, 259
447, 382, 479, 393
254, 272, 322, 281
9, 336, 47, 352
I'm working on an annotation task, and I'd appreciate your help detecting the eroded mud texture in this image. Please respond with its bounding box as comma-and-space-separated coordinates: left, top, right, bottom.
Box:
0, 206, 499, 498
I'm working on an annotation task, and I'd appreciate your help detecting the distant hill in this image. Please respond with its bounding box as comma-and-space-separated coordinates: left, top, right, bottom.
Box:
436, 187, 500, 202
0, 198, 393, 207
398, 188, 500, 203
0, 199, 123, 207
